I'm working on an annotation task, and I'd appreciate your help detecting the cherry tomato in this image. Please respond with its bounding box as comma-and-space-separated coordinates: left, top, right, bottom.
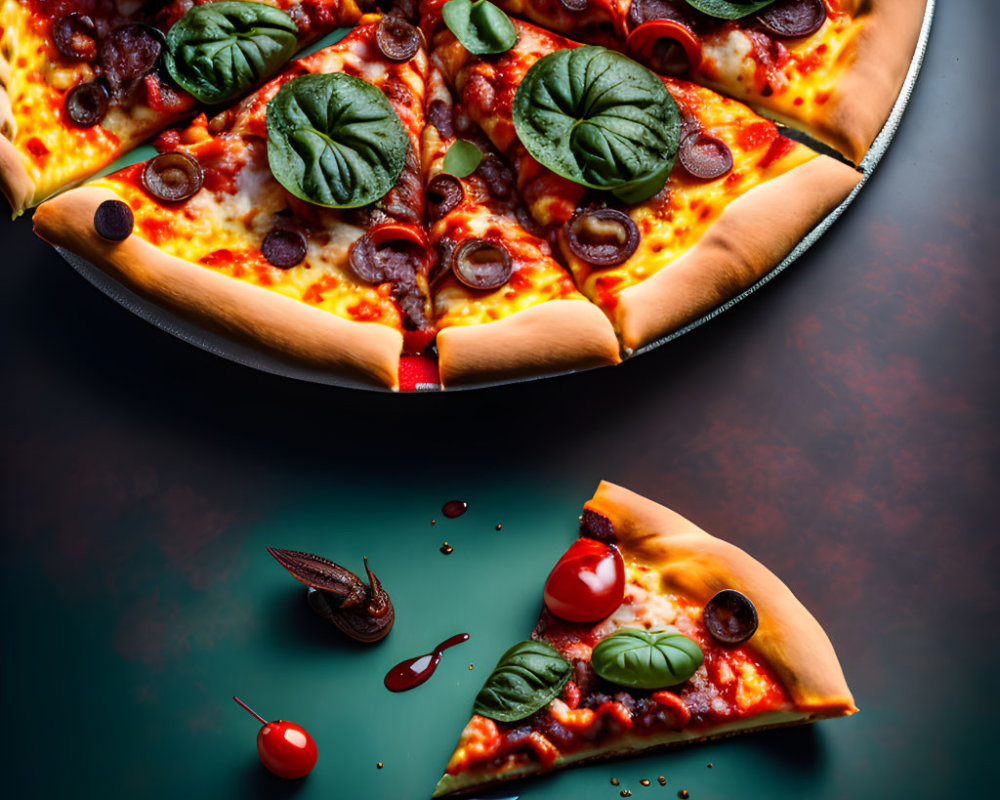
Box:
257, 720, 318, 779
543, 538, 625, 622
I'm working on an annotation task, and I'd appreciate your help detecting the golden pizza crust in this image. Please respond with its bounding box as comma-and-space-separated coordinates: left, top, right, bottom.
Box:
805, 0, 928, 164
433, 708, 814, 797
0, 128, 32, 217
33, 186, 404, 389
615, 155, 861, 352
436, 299, 621, 387
585, 481, 857, 714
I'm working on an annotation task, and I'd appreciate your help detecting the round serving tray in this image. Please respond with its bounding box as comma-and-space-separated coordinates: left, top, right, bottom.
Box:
55, 0, 935, 393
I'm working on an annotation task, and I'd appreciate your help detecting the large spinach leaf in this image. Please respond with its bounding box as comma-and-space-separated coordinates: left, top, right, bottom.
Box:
473, 640, 573, 722
266, 73, 409, 209
442, 0, 517, 56
591, 629, 703, 689
165, 1, 299, 105
512, 46, 680, 204
685, 0, 777, 19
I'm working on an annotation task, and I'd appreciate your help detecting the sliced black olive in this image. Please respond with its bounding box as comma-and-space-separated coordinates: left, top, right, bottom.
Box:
93, 199, 133, 241
65, 81, 109, 128
558, 0, 590, 11
678, 130, 733, 180
756, 0, 827, 39
375, 16, 421, 62
565, 208, 639, 267
451, 239, 512, 290
141, 151, 204, 203
703, 590, 759, 645
52, 13, 97, 62
348, 227, 423, 285
426, 174, 464, 222
99, 23, 164, 95
261, 229, 308, 269
581, 509, 616, 543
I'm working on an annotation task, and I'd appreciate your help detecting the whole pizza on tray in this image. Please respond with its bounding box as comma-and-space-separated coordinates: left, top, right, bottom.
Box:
8, 0, 928, 389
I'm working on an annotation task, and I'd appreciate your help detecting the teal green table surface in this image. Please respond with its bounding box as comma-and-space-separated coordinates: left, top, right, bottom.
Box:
2, 3, 997, 799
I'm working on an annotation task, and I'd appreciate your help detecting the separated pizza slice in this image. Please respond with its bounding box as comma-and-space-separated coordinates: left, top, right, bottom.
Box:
431, 17, 861, 352
0, 0, 366, 215
34, 14, 435, 390
450, 0, 927, 164
423, 66, 620, 386
435, 480, 856, 796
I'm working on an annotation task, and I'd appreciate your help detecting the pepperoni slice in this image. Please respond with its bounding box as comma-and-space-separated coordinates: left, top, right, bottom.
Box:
52, 13, 97, 62
565, 208, 639, 267
141, 152, 203, 203
375, 16, 420, 62
703, 590, 758, 645
93, 199, 133, 241
99, 23, 164, 96
756, 0, 827, 39
451, 239, 512, 290
426, 174, 464, 222
65, 81, 109, 127
678, 130, 733, 180
261, 229, 308, 269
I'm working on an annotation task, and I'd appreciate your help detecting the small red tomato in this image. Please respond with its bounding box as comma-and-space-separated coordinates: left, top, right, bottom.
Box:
543, 538, 625, 622
257, 720, 318, 779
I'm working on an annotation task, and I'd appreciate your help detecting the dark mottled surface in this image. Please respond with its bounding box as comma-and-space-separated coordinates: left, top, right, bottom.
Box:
2, 3, 997, 798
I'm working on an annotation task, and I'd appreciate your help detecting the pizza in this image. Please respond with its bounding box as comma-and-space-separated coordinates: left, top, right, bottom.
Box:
477, 0, 928, 164
434, 480, 857, 796
430, 15, 861, 350
34, 14, 433, 389
0, 0, 364, 215
24, 0, 926, 389
423, 64, 621, 385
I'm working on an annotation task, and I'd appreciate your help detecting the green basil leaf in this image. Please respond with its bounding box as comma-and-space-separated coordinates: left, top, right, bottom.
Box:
265, 73, 409, 208
442, 0, 518, 56
512, 46, 680, 204
442, 140, 483, 178
591, 629, 704, 689
685, 0, 777, 20
164, 1, 299, 105
473, 640, 573, 722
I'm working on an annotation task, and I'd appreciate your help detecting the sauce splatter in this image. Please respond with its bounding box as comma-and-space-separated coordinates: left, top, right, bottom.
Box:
442, 500, 468, 518
384, 633, 470, 692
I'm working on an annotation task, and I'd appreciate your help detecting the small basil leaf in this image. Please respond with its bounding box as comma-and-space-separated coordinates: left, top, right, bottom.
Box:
685, 0, 777, 19
164, 1, 299, 105
513, 46, 680, 204
442, 140, 483, 178
266, 73, 409, 208
473, 640, 573, 722
442, 0, 518, 56
591, 629, 704, 689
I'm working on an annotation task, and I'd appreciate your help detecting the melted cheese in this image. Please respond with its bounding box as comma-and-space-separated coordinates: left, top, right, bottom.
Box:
562, 80, 816, 313
0, 1, 174, 204
94, 149, 403, 329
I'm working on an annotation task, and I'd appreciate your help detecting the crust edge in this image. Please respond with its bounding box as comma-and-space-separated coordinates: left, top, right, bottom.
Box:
0, 117, 34, 217
437, 299, 621, 387
586, 481, 857, 714
809, 0, 929, 164
33, 186, 403, 389
615, 155, 861, 352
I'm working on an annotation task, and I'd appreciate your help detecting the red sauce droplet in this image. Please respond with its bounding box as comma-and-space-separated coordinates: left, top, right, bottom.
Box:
440, 542, 454, 555
442, 500, 468, 518
384, 633, 470, 692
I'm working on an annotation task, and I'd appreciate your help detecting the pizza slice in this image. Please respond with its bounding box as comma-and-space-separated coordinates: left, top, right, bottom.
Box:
423, 66, 620, 386
0, 0, 366, 215
434, 480, 856, 796
33, 14, 434, 390
456, 0, 927, 164
431, 17, 861, 352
